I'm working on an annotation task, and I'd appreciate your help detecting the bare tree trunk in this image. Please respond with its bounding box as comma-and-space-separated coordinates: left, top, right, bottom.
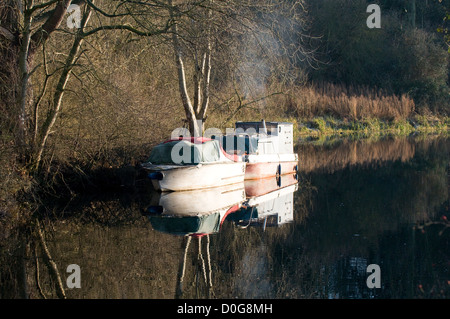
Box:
33, 5, 92, 170
175, 236, 191, 299
193, 51, 205, 116
35, 219, 67, 299
17, 3, 33, 149
32, 41, 50, 145
0, 1, 22, 147
198, 19, 212, 122
170, 25, 201, 135
0, 0, 74, 167
18, 240, 30, 299
167, 0, 214, 136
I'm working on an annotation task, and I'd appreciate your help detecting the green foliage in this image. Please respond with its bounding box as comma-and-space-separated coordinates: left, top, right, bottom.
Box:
309, 117, 328, 133
436, 9, 450, 51
306, 0, 450, 113
394, 29, 449, 111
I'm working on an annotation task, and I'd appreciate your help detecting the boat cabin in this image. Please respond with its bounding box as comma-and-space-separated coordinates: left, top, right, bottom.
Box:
221, 120, 294, 156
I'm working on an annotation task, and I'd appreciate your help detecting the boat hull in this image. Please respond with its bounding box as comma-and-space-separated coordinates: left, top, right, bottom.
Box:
145, 161, 246, 192
244, 153, 298, 180
244, 173, 298, 198
145, 183, 246, 236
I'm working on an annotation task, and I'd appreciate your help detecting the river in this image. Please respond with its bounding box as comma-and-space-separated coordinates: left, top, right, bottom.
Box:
1, 133, 449, 299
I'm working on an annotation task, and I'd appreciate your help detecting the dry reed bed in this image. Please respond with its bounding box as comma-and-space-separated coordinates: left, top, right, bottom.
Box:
287, 83, 415, 121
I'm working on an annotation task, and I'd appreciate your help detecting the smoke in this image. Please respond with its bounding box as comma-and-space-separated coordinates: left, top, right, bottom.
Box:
236, 29, 280, 104
234, 2, 311, 110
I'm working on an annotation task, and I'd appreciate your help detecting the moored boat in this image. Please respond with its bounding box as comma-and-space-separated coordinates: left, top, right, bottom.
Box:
141, 137, 245, 192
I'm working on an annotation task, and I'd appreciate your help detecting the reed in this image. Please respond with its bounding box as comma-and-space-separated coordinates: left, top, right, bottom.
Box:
286, 82, 415, 121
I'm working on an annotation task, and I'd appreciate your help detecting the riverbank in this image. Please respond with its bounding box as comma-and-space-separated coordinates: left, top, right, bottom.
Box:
294, 114, 450, 140
0, 116, 448, 256
1, 114, 448, 218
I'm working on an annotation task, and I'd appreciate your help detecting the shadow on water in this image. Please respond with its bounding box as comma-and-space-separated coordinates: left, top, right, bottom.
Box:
1, 134, 449, 299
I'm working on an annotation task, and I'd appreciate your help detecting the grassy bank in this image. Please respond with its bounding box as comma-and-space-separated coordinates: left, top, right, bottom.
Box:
296, 114, 450, 139
212, 82, 449, 143
258, 83, 449, 140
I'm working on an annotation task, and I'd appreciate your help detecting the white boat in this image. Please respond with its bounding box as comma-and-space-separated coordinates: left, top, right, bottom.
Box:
141, 137, 245, 192
221, 120, 299, 180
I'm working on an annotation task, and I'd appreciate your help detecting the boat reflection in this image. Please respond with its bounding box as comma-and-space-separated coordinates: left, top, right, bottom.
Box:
143, 174, 299, 298
142, 183, 248, 298
143, 183, 246, 236
144, 173, 299, 236
230, 173, 298, 230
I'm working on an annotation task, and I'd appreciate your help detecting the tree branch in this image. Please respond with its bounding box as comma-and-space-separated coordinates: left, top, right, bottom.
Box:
0, 26, 15, 41
224, 91, 284, 124
30, 0, 73, 54
27, 0, 60, 14
81, 21, 173, 37
85, 0, 129, 18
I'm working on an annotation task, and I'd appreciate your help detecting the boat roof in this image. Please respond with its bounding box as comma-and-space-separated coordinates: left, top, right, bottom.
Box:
235, 121, 293, 125
163, 137, 212, 144
149, 137, 240, 164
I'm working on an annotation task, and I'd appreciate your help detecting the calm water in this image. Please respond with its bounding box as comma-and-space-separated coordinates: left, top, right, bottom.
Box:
1, 134, 449, 299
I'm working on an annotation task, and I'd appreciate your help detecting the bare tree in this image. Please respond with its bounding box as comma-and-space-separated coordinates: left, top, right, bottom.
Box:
167, 0, 212, 136
1, 0, 73, 152
33, 2, 93, 170
166, 0, 314, 135
0, 0, 174, 171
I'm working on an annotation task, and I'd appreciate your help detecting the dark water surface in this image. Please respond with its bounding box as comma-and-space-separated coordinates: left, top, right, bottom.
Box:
1, 134, 449, 299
